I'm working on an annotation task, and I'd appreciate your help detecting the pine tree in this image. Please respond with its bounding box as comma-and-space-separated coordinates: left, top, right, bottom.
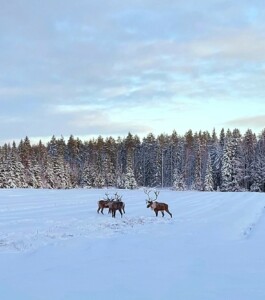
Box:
31, 159, 43, 188
184, 129, 195, 188
25, 159, 38, 188
172, 169, 186, 191
242, 129, 257, 190
250, 130, 265, 192
0, 149, 27, 188
210, 142, 223, 190
94, 172, 105, 188
219, 128, 225, 147
102, 154, 115, 188
250, 155, 264, 192
142, 133, 158, 187
116, 166, 125, 189
0, 128, 265, 192
204, 154, 214, 191
80, 161, 94, 188
194, 140, 203, 191
18, 136, 32, 169
44, 155, 55, 188
123, 166, 137, 189
221, 137, 244, 191
52, 155, 71, 189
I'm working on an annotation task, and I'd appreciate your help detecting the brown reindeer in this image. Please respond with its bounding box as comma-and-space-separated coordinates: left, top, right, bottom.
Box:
107, 193, 125, 218
97, 193, 114, 214
145, 189, 172, 218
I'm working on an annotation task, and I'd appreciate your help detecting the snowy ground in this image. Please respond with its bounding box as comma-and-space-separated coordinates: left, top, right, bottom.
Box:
0, 188, 265, 300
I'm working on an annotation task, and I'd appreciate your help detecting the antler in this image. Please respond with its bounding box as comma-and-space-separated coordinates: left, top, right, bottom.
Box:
144, 188, 152, 203
144, 188, 160, 201
114, 192, 122, 201
153, 190, 160, 201
104, 193, 113, 201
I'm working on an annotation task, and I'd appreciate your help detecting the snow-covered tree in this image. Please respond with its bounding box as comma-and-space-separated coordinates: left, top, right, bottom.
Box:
0, 150, 27, 188
123, 166, 138, 189
142, 133, 159, 187
204, 154, 214, 191
80, 161, 94, 188
250, 131, 265, 192
194, 140, 203, 191
242, 129, 257, 190
221, 138, 244, 191
102, 154, 115, 188
172, 169, 186, 191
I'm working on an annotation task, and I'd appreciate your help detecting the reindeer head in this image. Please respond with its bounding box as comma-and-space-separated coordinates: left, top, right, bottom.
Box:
144, 189, 160, 208
146, 200, 153, 208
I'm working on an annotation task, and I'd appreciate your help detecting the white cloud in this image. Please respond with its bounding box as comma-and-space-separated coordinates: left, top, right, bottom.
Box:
225, 115, 265, 128
0, 1, 265, 143
188, 29, 265, 61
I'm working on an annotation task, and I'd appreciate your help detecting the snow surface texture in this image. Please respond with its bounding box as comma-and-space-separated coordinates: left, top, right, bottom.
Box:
0, 188, 265, 300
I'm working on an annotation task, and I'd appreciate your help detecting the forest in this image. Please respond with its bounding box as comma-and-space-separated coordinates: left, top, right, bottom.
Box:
0, 128, 264, 192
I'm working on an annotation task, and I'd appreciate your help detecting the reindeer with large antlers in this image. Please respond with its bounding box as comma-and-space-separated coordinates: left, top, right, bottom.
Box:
97, 193, 114, 214
107, 192, 125, 218
145, 189, 172, 218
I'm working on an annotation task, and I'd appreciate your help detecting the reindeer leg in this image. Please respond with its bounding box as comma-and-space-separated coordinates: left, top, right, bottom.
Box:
166, 209, 172, 218
155, 210, 158, 217
161, 211, 165, 217
119, 208, 123, 218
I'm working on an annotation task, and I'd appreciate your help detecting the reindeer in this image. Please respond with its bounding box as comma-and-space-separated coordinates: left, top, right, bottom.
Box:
114, 192, 125, 214
107, 193, 125, 218
144, 189, 172, 218
97, 193, 114, 214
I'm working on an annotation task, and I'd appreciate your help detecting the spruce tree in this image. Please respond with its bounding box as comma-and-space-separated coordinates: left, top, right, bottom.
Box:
173, 169, 186, 191
221, 137, 244, 191
204, 154, 214, 191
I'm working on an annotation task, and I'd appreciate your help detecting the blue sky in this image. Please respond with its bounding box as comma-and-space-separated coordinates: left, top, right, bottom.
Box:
1, 0, 265, 144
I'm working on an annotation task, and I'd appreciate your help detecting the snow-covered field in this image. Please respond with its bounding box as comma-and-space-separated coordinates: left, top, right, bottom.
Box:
0, 188, 265, 300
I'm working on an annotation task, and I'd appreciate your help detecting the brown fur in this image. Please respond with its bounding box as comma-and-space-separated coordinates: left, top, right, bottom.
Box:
147, 200, 172, 218
97, 200, 112, 214
107, 201, 125, 218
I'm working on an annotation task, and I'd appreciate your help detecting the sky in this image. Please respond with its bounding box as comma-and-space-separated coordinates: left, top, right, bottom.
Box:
1, 0, 265, 145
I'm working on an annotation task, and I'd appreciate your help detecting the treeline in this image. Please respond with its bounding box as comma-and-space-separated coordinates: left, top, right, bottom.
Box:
0, 128, 265, 192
